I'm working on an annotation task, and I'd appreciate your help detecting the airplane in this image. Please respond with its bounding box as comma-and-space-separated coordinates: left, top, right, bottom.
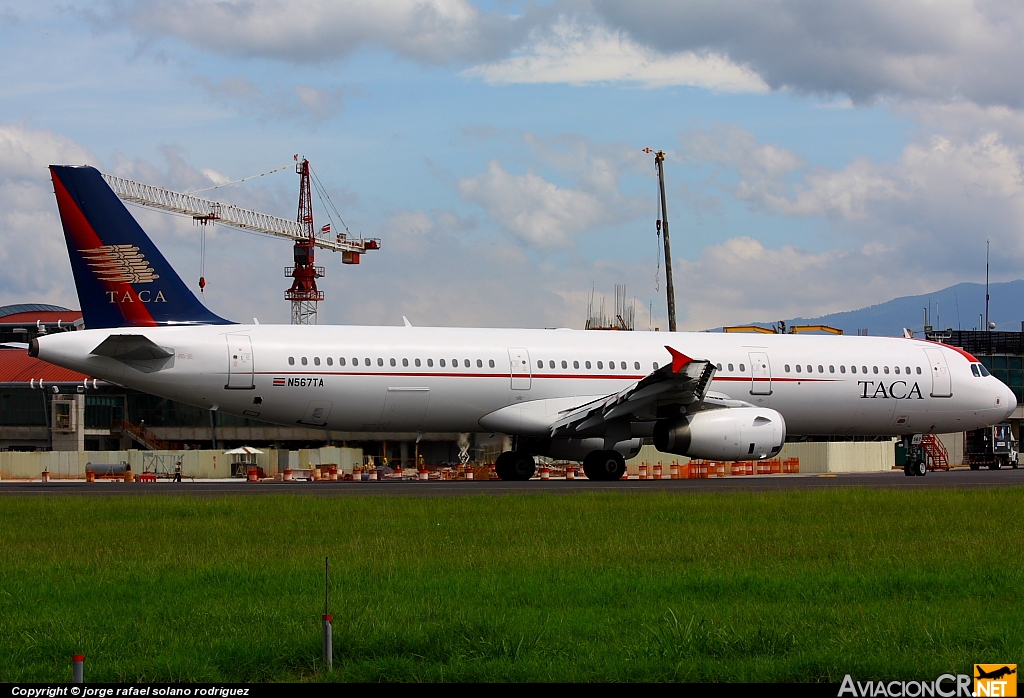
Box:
975, 666, 1016, 681
31, 165, 1017, 480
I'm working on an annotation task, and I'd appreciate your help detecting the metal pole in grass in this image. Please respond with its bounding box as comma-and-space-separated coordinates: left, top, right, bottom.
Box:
322, 556, 332, 669
72, 654, 84, 683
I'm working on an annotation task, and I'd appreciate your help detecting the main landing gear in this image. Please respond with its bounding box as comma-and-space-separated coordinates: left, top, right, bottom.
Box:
582, 450, 626, 481
495, 451, 536, 481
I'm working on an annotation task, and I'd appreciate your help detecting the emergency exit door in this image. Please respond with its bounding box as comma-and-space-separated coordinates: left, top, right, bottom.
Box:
226, 335, 255, 389
748, 351, 772, 395
508, 347, 531, 390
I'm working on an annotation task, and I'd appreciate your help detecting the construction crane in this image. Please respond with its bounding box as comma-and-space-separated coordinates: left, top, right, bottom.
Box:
101, 157, 380, 325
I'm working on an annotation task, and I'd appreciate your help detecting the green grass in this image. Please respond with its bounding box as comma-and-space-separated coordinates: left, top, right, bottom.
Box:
0, 488, 1022, 682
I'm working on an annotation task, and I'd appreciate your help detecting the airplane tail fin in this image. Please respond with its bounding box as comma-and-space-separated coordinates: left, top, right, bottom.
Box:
49, 165, 232, 329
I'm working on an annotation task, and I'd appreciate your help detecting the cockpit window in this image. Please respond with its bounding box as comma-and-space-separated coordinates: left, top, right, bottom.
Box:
979, 363, 991, 377
972, 364, 981, 377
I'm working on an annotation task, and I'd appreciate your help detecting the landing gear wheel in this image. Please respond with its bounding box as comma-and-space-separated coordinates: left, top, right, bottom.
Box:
914, 459, 927, 476
495, 451, 536, 481
583, 450, 626, 481
904, 463, 915, 477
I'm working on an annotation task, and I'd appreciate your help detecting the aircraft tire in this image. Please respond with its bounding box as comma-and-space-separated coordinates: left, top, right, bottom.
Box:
903, 463, 915, 477
914, 459, 927, 476
583, 450, 626, 481
495, 451, 535, 481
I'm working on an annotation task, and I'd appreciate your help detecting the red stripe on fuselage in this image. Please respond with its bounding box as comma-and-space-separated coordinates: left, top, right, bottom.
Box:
51, 170, 157, 327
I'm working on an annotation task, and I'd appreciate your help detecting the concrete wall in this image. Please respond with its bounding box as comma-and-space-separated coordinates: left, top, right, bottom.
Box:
0, 447, 363, 480
626, 439, 897, 474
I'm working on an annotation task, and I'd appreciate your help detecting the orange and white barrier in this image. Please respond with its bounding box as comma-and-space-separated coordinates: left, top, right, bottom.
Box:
565, 466, 575, 480
653, 463, 662, 480
639, 463, 648, 480
418, 468, 429, 481
540, 466, 550, 480
669, 463, 678, 479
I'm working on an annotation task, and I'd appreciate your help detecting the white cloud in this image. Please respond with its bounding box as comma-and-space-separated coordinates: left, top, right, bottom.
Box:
591, 0, 1024, 108
191, 76, 344, 124
0, 124, 96, 308
117, 0, 523, 64
464, 20, 768, 92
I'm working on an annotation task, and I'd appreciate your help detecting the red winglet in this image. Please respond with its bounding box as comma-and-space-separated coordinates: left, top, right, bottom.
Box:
665, 346, 692, 373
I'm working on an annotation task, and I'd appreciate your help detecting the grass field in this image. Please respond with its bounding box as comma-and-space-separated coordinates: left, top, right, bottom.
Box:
0, 488, 1022, 682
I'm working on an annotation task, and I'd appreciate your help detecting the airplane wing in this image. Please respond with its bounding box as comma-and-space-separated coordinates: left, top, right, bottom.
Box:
549, 346, 717, 438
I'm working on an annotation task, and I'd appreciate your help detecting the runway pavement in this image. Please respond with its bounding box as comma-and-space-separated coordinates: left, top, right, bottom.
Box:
1, 467, 1023, 497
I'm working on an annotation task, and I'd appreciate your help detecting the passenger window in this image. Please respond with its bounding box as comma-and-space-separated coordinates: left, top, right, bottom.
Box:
573, 361, 579, 369
829, 365, 834, 373
883, 366, 889, 374
621, 361, 627, 370
818, 365, 824, 373
717, 363, 723, 371
390, 358, 396, 367
894, 366, 900, 374
378, 358, 384, 366
851, 366, 856, 373
462, 359, 468, 368
561, 360, 567, 369
796, 365, 802, 373
597, 361, 604, 369
288, 357, 295, 365
314, 357, 320, 366
301, 357, 308, 366
455, 359, 461, 367
862, 366, 867, 374
634, 361, 640, 370
905, 366, 911, 374
364, 358, 371, 366
537, 360, 543, 369
549, 360, 555, 369
586, 361, 592, 369
477, 359, 483, 368
403, 358, 409, 367
784, 364, 790, 372
806, 365, 811, 373
416, 359, 421, 367
872, 366, 878, 374
653, 362, 659, 370
840, 365, 846, 374
728, 363, 734, 371
440, 359, 446, 367
327, 357, 333, 366
608, 360, 615, 369
489, 359, 495, 368
427, 359, 433, 367
916, 367, 922, 375
339, 358, 346, 367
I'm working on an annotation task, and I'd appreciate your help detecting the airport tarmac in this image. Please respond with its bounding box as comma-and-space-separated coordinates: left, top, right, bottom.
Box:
1, 468, 1022, 496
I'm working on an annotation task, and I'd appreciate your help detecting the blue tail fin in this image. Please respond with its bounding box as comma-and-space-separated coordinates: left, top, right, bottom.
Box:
50, 165, 232, 329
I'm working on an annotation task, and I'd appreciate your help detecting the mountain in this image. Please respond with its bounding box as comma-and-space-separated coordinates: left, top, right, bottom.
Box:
728, 280, 1024, 337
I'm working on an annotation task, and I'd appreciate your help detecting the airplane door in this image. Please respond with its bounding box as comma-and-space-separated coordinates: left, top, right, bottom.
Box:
508, 347, 531, 390
379, 387, 430, 430
226, 335, 254, 389
924, 348, 952, 397
748, 351, 772, 395
298, 401, 333, 426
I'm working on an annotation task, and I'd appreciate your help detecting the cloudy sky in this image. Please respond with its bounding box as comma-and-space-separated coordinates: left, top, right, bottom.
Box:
2, 0, 1023, 331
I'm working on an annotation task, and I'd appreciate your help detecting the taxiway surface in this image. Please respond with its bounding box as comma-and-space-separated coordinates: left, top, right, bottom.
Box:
1, 468, 1022, 496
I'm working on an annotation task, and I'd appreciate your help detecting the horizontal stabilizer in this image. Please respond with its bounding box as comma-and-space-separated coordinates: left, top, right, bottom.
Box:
91, 334, 174, 361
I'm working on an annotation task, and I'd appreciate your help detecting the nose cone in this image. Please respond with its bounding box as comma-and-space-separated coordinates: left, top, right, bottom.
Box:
1003, 384, 1018, 420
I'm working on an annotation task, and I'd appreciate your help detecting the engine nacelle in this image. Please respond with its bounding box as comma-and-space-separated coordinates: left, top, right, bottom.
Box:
653, 408, 786, 461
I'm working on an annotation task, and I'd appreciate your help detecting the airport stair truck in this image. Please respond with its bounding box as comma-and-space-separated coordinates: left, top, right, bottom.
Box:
895, 434, 949, 476
965, 423, 1019, 470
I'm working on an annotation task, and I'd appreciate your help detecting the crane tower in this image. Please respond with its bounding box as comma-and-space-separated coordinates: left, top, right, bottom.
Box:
101, 156, 380, 326
285, 158, 324, 325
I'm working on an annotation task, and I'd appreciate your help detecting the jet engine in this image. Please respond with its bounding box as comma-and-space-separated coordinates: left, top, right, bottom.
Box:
653, 408, 786, 460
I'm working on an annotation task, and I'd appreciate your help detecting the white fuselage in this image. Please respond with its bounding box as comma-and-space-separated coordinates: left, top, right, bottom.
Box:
35, 324, 1016, 437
